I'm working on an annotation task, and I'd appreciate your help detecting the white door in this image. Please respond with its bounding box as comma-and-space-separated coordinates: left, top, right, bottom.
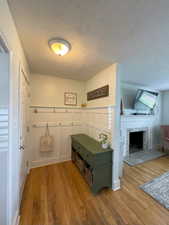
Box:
18, 68, 30, 198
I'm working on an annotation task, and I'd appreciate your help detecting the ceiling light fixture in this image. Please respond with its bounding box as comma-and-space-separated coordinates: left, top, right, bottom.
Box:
48, 38, 71, 56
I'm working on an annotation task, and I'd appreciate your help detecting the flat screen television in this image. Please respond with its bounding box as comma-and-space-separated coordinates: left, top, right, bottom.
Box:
134, 89, 158, 113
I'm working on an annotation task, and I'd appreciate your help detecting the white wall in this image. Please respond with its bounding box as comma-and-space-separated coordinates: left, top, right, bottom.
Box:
31, 64, 117, 109
161, 91, 169, 125
85, 64, 117, 107
82, 107, 113, 140
31, 74, 85, 107
30, 74, 85, 167
121, 82, 138, 109
0, 1, 29, 225
0, 53, 9, 107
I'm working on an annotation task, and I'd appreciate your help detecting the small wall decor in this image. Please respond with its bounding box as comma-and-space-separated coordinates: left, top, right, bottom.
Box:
81, 103, 87, 108
64, 92, 77, 106
87, 85, 109, 101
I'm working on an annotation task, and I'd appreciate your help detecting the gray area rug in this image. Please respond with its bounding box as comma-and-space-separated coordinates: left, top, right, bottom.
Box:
124, 150, 167, 166
140, 172, 169, 210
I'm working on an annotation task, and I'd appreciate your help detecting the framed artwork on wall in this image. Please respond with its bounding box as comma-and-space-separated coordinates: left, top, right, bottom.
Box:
87, 85, 109, 101
64, 92, 77, 106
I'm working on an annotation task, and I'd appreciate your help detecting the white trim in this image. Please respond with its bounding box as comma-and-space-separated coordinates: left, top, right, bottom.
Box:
0, 30, 13, 225
21, 68, 30, 85
30, 105, 116, 110
16, 216, 20, 225
18, 173, 27, 210
8, 53, 13, 225
84, 105, 116, 110
31, 157, 71, 169
18, 64, 31, 209
30, 105, 82, 109
111, 64, 121, 191
112, 179, 121, 191
12, 211, 20, 225
32, 121, 81, 128
0, 33, 9, 53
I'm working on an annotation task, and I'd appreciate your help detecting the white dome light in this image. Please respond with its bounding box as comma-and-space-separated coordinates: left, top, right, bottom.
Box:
49, 38, 71, 56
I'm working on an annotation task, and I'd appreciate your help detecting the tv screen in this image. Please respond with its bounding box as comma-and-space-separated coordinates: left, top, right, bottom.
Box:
136, 90, 158, 109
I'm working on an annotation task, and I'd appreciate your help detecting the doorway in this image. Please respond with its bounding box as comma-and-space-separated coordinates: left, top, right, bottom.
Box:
0, 33, 30, 225
18, 68, 30, 200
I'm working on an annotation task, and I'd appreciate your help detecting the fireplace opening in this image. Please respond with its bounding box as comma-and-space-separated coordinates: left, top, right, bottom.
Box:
129, 131, 144, 153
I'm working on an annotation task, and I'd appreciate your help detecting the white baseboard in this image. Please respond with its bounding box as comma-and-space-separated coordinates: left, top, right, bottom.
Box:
112, 179, 121, 191
12, 210, 20, 225
31, 157, 71, 169
15, 216, 20, 225
27, 166, 30, 175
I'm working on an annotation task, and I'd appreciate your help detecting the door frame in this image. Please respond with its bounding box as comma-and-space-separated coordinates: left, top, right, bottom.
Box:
0, 31, 20, 225
111, 64, 121, 191
18, 65, 30, 204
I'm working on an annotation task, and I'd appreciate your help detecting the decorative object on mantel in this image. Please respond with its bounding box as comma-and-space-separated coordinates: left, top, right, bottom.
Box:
64, 92, 77, 106
99, 132, 110, 149
120, 99, 124, 115
87, 85, 109, 101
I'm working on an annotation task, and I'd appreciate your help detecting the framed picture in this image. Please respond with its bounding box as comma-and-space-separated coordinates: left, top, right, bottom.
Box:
87, 85, 109, 101
64, 92, 77, 106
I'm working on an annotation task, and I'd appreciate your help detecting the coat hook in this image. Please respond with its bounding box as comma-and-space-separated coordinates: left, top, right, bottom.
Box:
34, 108, 38, 113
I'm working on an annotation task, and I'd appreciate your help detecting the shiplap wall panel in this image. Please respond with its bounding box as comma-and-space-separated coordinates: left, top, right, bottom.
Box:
30, 107, 114, 168
30, 108, 83, 167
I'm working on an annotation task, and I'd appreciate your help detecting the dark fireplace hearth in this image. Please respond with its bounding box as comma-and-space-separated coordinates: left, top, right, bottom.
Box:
129, 131, 144, 153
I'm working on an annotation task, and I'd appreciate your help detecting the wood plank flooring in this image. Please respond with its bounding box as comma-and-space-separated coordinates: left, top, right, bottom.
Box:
20, 156, 169, 225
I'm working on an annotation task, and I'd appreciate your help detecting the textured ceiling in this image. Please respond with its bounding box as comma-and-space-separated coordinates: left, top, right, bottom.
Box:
7, 0, 169, 89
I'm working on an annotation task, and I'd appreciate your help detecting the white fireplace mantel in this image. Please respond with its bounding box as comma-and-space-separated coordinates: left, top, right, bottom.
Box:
121, 114, 155, 121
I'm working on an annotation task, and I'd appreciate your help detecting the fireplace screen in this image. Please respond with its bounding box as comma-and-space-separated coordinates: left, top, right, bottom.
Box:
129, 131, 144, 153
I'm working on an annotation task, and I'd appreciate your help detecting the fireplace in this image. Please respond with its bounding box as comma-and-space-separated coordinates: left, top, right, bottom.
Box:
124, 127, 151, 156
129, 131, 144, 153
121, 116, 153, 157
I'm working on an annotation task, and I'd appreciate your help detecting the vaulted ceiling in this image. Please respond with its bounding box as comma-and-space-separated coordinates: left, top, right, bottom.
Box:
8, 0, 169, 90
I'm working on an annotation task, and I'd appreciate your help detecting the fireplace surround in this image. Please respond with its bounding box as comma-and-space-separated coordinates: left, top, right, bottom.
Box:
121, 115, 153, 157
127, 127, 149, 155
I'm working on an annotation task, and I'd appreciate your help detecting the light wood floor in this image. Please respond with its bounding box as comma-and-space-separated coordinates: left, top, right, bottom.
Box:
20, 156, 169, 225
